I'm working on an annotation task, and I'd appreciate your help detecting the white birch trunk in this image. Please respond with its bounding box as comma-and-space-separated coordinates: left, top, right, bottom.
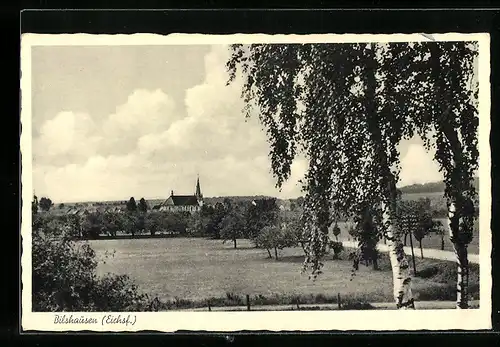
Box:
383, 203, 415, 309
447, 201, 469, 309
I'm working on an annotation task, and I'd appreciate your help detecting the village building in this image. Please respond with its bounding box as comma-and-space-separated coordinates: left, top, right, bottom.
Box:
158, 177, 204, 213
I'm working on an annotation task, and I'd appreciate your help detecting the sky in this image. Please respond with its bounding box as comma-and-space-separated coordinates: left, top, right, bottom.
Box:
31, 44, 446, 203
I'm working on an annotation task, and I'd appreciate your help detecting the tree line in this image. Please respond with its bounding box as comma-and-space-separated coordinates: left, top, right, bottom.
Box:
33, 192, 449, 265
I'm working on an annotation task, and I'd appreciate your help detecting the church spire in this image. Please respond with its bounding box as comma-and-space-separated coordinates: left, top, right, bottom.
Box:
195, 175, 202, 199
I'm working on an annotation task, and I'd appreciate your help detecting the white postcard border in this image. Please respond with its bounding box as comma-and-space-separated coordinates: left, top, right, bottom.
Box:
20, 32, 492, 332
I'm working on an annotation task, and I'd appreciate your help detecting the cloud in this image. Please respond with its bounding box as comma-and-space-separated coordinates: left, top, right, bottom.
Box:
32, 45, 301, 202
33, 154, 145, 203
136, 45, 269, 162
33, 111, 101, 166
32, 45, 446, 203
34, 88, 178, 163
99, 88, 178, 156
398, 144, 443, 187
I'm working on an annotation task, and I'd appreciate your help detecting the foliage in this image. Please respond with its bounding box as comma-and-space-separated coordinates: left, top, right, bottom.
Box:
164, 211, 191, 235
195, 204, 217, 236
126, 197, 137, 212
32, 195, 39, 215
32, 222, 149, 312
254, 214, 302, 259
81, 212, 104, 239
101, 212, 126, 237
136, 212, 146, 234
138, 198, 149, 212
205, 202, 227, 239
144, 211, 166, 236
220, 201, 246, 248
227, 42, 479, 308
341, 300, 375, 310
396, 198, 443, 257
244, 198, 280, 240
328, 240, 344, 260
39, 197, 53, 211
227, 43, 412, 279
349, 203, 381, 270
332, 222, 341, 241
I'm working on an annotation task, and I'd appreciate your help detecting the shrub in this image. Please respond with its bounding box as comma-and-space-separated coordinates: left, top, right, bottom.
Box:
417, 284, 457, 301
328, 241, 344, 259
32, 223, 150, 312
341, 300, 374, 310
415, 265, 441, 279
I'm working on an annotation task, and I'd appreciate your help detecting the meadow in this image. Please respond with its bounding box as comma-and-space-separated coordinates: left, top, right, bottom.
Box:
90, 237, 479, 305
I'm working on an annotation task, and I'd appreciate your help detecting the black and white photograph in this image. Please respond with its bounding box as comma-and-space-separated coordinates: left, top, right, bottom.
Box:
20, 33, 491, 332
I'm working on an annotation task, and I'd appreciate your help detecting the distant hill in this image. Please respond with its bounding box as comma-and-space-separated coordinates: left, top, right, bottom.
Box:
399, 177, 479, 194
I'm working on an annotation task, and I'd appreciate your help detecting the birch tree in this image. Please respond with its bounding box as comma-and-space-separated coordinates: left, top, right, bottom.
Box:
227, 43, 416, 308
409, 41, 479, 308
226, 40, 478, 309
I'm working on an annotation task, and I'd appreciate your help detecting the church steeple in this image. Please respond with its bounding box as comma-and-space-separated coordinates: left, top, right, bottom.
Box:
195, 175, 203, 199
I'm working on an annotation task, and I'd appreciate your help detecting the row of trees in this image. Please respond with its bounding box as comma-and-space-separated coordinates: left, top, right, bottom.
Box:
125, 197, 149, 212
33, 195, 151, 213
32, 196, 53, 212
227, 41, 479, 309
32, 196, 195, 239
33, 192, 447, 261
32, 210, 195, 240
196, 197, 304, 259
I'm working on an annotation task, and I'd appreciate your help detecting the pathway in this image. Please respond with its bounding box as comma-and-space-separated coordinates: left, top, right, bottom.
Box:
340, 239, 480, 264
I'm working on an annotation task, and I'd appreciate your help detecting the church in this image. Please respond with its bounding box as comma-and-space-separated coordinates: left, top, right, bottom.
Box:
157, 177, 204, 213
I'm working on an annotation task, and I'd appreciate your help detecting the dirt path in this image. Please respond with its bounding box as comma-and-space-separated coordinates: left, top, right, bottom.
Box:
340, 239, 480, 264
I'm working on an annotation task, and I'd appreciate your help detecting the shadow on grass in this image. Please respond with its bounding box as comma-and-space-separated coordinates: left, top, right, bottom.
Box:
275, 255, 306, 263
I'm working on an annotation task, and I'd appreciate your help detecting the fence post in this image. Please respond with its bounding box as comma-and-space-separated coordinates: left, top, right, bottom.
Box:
246, 294, 250, 311
337, 293, 341, 310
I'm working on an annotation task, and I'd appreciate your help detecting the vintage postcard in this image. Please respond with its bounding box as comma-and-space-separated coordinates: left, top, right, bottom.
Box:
20, 33, 492, 332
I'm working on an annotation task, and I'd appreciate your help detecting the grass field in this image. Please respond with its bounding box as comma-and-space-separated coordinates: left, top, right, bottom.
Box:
89, 237, 479, 305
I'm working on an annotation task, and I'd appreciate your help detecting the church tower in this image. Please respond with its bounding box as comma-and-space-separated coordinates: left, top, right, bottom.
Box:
195, 175, 203, 206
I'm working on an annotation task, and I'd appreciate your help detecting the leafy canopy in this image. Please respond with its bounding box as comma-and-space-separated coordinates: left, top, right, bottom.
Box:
227, 41, 478, 277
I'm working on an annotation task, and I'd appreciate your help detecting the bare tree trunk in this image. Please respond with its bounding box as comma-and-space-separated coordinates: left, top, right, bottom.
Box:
448, 201, 469, 309
372, 255, 379, 271
419, 240, 424, 259
441, 234, 445, 250
383, 202, 415, 309
403, 233, 408, 247
274, 247, 278, 260
233, 238, 237, 249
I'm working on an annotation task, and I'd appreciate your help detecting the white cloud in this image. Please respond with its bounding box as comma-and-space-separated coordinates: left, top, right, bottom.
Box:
100, 88, 178, 156
34, 111, 100, 164
34, 156, 144, 203
32, 45, 446, 203
398, 144, 443, 187
32, 46, 297, 202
